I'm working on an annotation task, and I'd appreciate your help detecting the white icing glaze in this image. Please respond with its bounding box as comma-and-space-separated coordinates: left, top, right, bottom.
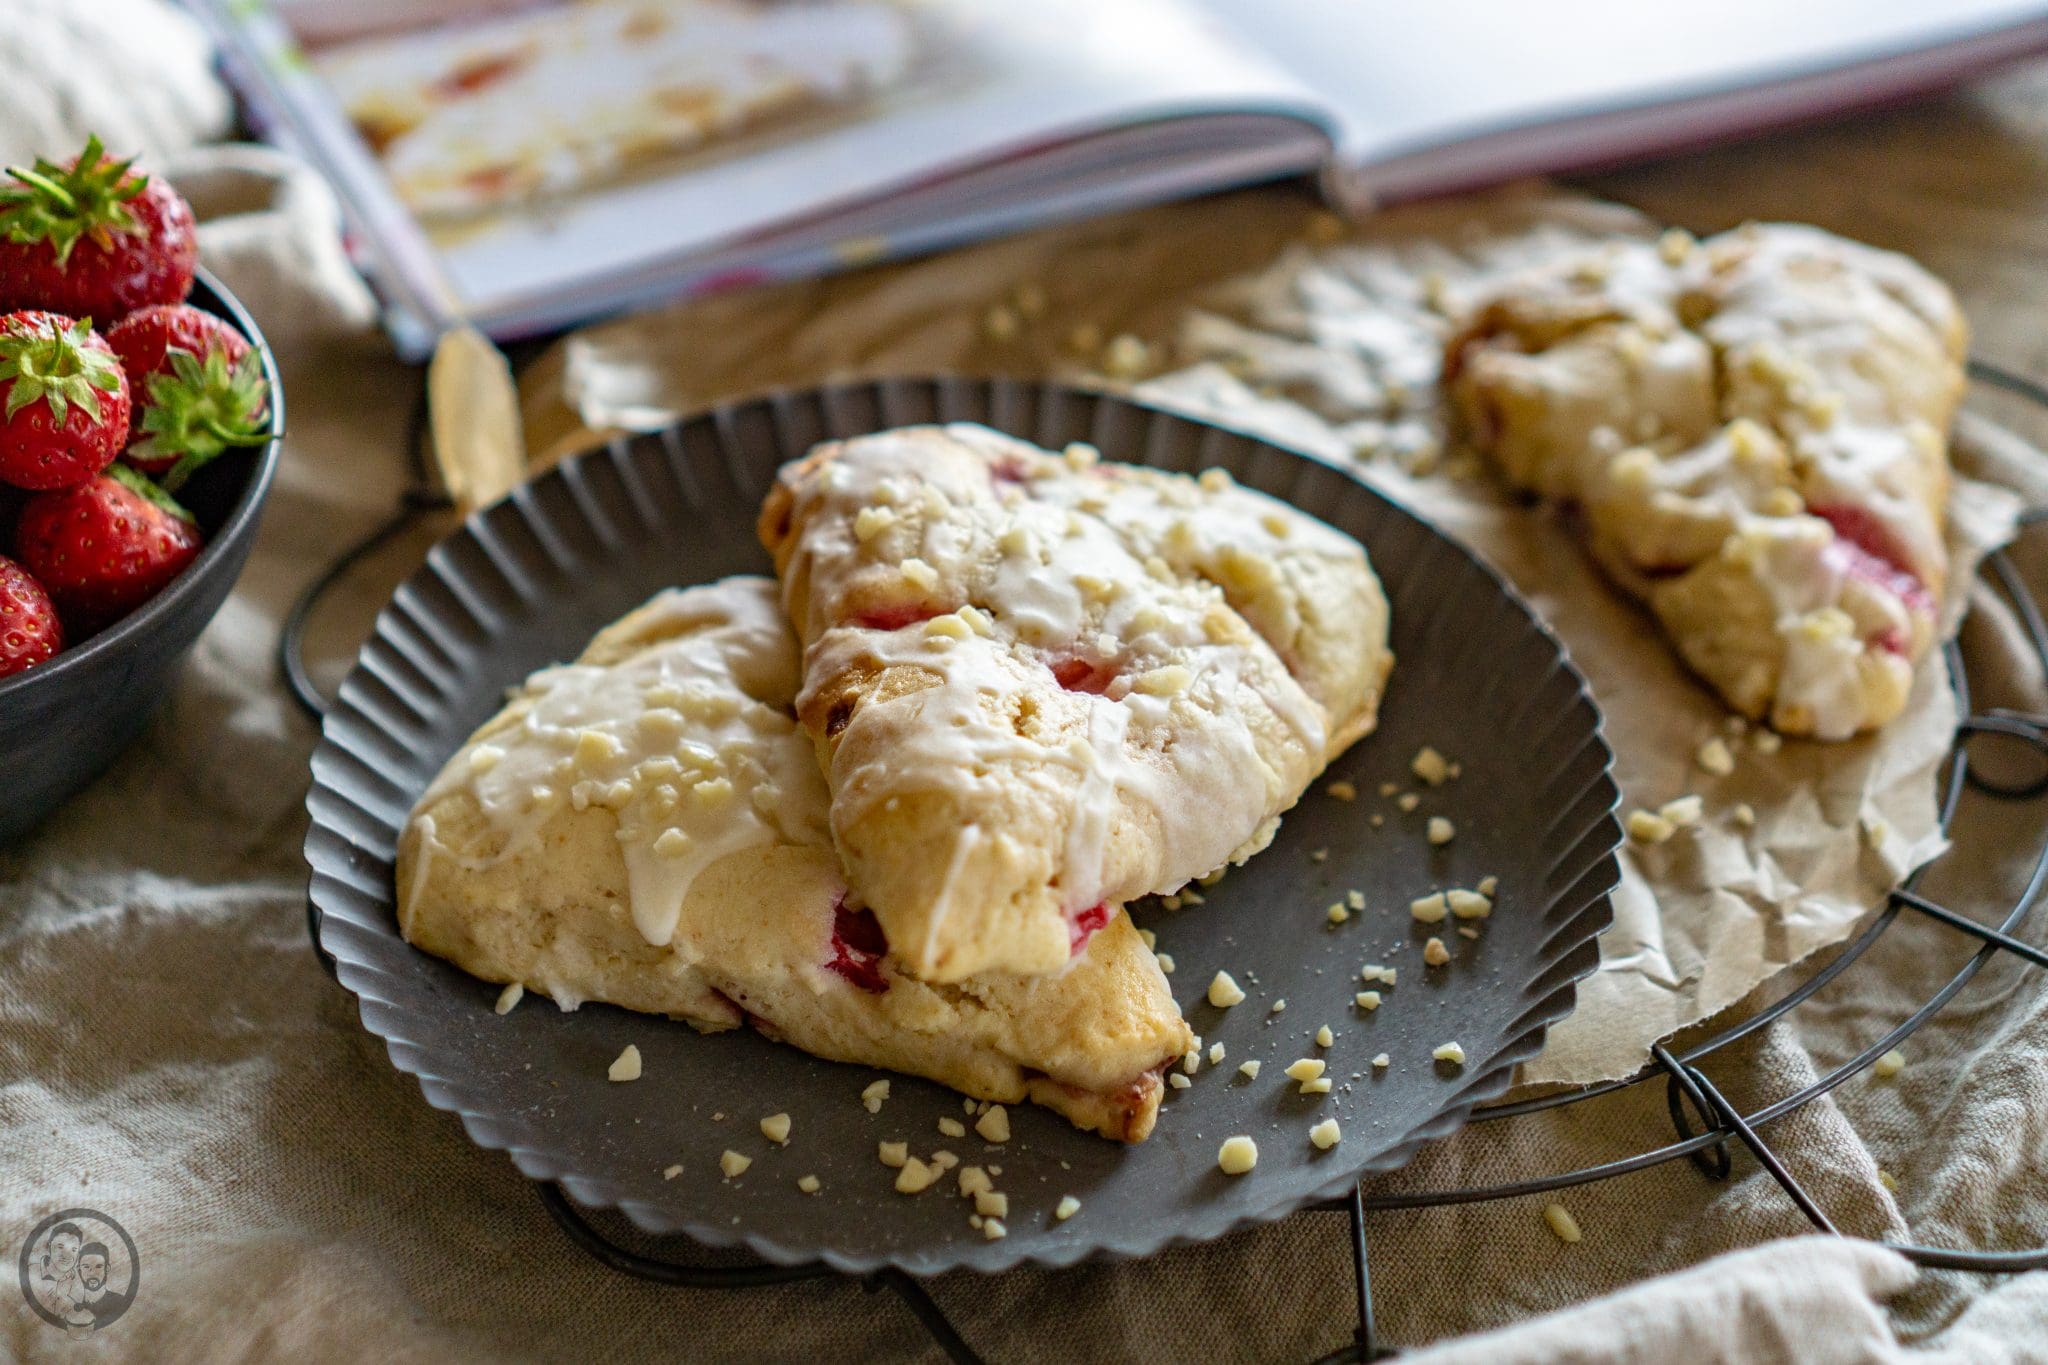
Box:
782, 424, 1365, 922
424, 578, 830, 947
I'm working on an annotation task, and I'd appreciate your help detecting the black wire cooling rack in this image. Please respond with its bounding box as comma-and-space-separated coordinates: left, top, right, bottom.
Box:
289, 362, 2048, 1363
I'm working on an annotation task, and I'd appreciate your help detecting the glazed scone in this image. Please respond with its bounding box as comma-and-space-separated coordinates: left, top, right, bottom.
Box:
1446, 223, 1964, 739
759, 424, 1391, 981
396, 578, 1191, 1142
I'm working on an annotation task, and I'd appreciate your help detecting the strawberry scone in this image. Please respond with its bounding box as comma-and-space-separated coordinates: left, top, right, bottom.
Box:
1446, 223, 1965, 739
759, 424, 1392, 982
397, 578, 1191, 1142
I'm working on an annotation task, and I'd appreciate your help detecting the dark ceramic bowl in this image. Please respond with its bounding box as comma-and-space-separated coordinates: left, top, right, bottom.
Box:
0, 269, 283, 844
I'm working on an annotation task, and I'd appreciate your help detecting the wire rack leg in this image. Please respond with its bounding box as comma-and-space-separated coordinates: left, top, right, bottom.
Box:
1652, 1049, 1839, 1236
864, 1269, 985, 1365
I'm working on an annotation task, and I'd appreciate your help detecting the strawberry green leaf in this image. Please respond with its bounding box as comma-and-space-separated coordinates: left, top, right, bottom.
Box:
106, 460, 196, 523
0, 134, 146, 267
0, 316, 122, 426
139, 343, 273, 491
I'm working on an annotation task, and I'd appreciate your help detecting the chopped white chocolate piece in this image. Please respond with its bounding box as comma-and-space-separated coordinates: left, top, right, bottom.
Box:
939, 1117, 967, 1138
931, 1151, 958, 1172
608, 1045, 643, 1082
975, 1105, 1012, 1143
1183, 1049, 1201, 1076
1412, 747, 1450, 786
1660, 795, 1704, 827
1423, 937, 1450, 967
1301, 1078, 1333, 1094
1874, 1048, 1907, 1079
719, 1150, 752, 1179
1543, 1202, 1583, 1244
1315, 1025, 1335, 1048
1209, 1042, 1226, 1065
1284, 1058, 1326, 1083
1239, 1060, 1263, 1079
493, 982, 524, 1015
1371, 1053, 1391, 1069
878, 1140, 909, 1168
759, 1113, 791, 1145
1696, 737, 1736, 776
982, 1218, 1008, 1240
1327, 780, 1358, 801
1433, 1042, 1466, 1066
974, 1190, 1009, 1218
862, 1079, 891, 1114
958, 1166, 993, 1197
1168, 1073, 1192, 1090
1309, 1119, 1342, 1151
1626, 810, 1676, 845
1427, 816, 1456, 846
798, 1175, 821, 1194
895, 1157, 937, 1194
1447, 890, 1492, 920
1410, 892, 1449, 923
1217, 1136, 1259, 1175
1355, 990, 1382, 1011
1055, 1195, 1081, 1220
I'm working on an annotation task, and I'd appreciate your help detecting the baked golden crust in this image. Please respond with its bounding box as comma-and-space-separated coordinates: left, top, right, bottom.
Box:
759, 424, 1391, 981
396, 578, 1189, 1142
1447, 223, 1964, 738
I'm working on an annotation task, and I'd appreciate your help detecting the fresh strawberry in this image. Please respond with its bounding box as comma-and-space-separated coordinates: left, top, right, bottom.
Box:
0, 311, 130, 489
0, 553, 62, 677
15, 464, 202, 625
106, 303, 269, 488
0, 135, 197, 321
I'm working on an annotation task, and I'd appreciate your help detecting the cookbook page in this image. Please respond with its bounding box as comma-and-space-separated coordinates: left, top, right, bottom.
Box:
194, 0, 1331, 350
1197, 0, 2048, 200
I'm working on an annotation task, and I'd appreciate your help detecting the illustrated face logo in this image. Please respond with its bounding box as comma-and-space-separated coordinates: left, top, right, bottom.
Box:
17, 1209, 138, 1336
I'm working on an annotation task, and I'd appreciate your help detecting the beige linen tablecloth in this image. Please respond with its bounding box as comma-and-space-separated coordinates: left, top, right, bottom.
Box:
6, 16, 2048, 1359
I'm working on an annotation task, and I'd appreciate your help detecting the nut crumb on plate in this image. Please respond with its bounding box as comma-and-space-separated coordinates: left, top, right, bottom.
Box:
494, 982, 524, 1014
1309, 1118, 1342, 1150
879, 1140, 909, 1168
608, 1045, 642, 1082
1209, 1042, 1226, 1064
982, 1218, 1008, 1240
958, 1166, 993, 1197
1327, 780, 1358, 801
975, 1105, 1012, 1143
1433, 1042, 1466, 1066
1410, 892, 1449, 923
1412, 747, 1450, 786
760, 1113, 791, 1144
1169, 1073, 1192, 1090
719, 1150, 751, 1179
862, 1079, 891, 1113
939, 1117, 966, 1138
1218, 1136, 1259, 1175
798, 1175, 821, 1194
1315, 1025, 1334, 1047
1355, 990, 1381, 1011
1396, 793, 1421, 812
1239, 1060, 1262, 1079
1477, 875, 1498, 897
1372, 1053, 1391, 1068
1427, 816, 1455, 845
662, 1164, 682, 1180
1327, 902, 1350, 924
1423, 937, 1450, 967
1055, 1195, 1081, 1220
974, 1191, 1008, 1218
1270, 998, 1287, 1014
895, 1158, 937, 1194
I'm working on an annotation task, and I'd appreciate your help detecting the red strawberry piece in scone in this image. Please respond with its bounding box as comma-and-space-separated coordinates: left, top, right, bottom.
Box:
0, 136, 197, 321
106, 303, 270, 488
0, 554, 62, 678
0, 311, 130, 490
15, 464, 202, 626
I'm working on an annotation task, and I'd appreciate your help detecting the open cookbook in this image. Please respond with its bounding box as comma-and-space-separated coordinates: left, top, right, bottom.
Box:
185, 0, 2048, 357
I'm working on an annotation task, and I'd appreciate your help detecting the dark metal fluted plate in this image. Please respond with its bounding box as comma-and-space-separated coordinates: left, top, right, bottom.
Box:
304, 378, 1620, 1276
